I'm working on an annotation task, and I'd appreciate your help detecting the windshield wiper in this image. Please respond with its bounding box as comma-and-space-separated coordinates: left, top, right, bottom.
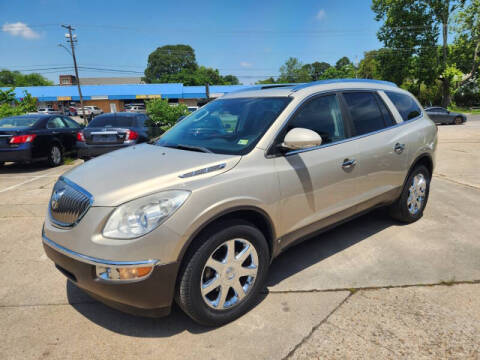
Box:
166, 144, 213, 153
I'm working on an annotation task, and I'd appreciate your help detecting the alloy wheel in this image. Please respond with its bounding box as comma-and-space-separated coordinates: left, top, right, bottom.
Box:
51, 146, 62, 165
407, 173, 427, 215
200, 238, 258, 310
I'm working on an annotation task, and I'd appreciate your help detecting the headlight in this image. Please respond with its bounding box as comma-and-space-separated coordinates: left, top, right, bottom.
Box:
103, 190, 190, 239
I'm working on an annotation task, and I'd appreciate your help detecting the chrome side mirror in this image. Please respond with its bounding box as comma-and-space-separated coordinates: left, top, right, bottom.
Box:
282, 128, 322, 150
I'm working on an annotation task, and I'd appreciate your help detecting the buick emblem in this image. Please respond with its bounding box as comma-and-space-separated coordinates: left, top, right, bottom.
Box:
51, 188, 65, 210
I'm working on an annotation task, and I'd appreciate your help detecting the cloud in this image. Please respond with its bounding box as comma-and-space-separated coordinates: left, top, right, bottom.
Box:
2, 22, 40, 39
240, 61, 252, 68
316, 9, 326, 21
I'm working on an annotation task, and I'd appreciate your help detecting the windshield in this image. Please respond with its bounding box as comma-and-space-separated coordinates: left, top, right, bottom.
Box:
88, 114, 135, 127
0, 116, 40, 129
156, 97, 291, 155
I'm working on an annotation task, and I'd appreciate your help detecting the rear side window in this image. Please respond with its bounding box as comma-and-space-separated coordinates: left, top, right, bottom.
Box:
385, 91, 422, 121
342, 92, 386, 136
88, 115, 134, 127
63, 117, 80, 129
47, 117, 67, 129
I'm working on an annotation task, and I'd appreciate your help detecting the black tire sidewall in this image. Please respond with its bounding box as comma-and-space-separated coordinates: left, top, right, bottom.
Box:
177, 221, 269, 326
399, 165, 431, 222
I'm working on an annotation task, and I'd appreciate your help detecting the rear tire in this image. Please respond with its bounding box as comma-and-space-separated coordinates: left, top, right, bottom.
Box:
48, 144, 63, 167
176, 220, 269, 326
389, 165, 430, 223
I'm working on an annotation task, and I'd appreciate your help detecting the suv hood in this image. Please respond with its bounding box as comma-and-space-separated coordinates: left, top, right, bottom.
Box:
63, 143, 241, 206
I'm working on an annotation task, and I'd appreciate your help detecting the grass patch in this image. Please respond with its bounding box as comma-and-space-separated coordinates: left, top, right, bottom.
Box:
63, 157, 76, 165
448, 106, 480, 114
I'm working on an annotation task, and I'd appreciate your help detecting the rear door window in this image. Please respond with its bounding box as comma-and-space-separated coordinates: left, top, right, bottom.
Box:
376, 94, 396, 126
62, 117, 81, 129
47, 117, 67, 129
385, 91, 422, 121
342, 92, 387, 136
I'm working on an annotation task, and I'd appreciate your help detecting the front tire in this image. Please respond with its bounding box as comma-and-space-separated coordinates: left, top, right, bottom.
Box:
389, 165, 430, 223
176, 220, 269, 326
454, 116, 463, 125
48, 144, 63, 167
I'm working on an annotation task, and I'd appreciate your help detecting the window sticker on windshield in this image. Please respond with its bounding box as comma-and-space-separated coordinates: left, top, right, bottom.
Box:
237, 139, 249, 145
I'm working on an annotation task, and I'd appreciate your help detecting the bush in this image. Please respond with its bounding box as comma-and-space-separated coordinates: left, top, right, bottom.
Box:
0, 88, 37, 119
146, 98, 189, 131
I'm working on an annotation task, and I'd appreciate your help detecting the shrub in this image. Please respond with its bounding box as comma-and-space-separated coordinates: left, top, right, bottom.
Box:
146, 98, 189, 131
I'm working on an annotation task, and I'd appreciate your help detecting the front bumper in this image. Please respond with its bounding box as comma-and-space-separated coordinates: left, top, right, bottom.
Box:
43, 235, 179, 317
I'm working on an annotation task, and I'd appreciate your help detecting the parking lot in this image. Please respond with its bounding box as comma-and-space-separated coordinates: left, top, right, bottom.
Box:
1, 116, 479, 359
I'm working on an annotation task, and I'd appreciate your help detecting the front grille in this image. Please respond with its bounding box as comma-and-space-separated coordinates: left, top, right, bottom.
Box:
49, 178, 92, 227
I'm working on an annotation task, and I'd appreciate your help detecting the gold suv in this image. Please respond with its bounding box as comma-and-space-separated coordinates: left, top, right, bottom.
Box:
42, 80, 437, 326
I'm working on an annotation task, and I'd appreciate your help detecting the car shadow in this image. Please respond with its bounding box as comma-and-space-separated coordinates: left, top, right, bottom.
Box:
267, 208, 401, 287
0, 162, 53, 174
67, 207, 400, 336
66, 279, 269, 337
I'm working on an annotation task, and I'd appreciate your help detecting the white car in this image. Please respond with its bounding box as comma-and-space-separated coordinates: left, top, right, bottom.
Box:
79, 106, 103, 118
125, 105, 146, 114
37, 107, 62, 115
187, 106, 199, 112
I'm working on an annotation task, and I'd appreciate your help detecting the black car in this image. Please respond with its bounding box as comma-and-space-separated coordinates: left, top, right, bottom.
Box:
0, 114, 81, 167
425, 107, 467, 125
76, 112, 155, 159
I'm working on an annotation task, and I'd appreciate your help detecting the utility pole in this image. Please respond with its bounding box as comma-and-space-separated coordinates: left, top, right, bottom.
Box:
62, 25, 86, 124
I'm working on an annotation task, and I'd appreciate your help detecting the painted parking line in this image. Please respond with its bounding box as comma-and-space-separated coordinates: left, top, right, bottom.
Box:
0, 175, 50, 194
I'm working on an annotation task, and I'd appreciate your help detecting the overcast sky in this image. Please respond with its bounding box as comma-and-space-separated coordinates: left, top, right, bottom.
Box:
0, 0, 383, 85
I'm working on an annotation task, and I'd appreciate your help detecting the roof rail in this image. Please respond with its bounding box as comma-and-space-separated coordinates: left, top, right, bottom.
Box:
291, 78, 397, 91
259, 84, 297, 89
229, 83, 297, 93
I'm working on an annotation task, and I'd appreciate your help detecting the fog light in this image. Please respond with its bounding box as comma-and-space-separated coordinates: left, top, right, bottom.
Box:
96, 265, 153, 281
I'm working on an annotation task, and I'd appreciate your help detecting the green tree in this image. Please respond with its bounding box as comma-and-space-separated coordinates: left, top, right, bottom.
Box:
452, 0, 480, 86
222, 75, 240, 85
372, 0, 466, 106
143, 44, 240, 85
256, 77, 277, 84
145, 98, 189, 131
278, 57, 311, 83
144, 45, 198, 83
335, 57, 352, 70
0, 69, 52, 87
358, 50, 381, 79
302, 61, 330, 81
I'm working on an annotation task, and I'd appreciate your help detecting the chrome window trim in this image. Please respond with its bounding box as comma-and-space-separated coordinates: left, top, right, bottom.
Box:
266, 87, 423, 158
42, 233, 159, 267
283, 114, 423, 157
49, 176, 94, 229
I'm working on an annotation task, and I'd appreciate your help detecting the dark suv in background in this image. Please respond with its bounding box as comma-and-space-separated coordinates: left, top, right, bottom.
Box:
76, 112, 154, 160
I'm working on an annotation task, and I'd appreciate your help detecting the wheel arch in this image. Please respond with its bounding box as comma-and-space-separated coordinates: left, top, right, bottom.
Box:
399, 153, 434, 195
176, 206, 277, 272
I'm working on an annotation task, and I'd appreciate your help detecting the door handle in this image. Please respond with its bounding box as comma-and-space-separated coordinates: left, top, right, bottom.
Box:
394, 143, 405, 154
342, 158, 356, 169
